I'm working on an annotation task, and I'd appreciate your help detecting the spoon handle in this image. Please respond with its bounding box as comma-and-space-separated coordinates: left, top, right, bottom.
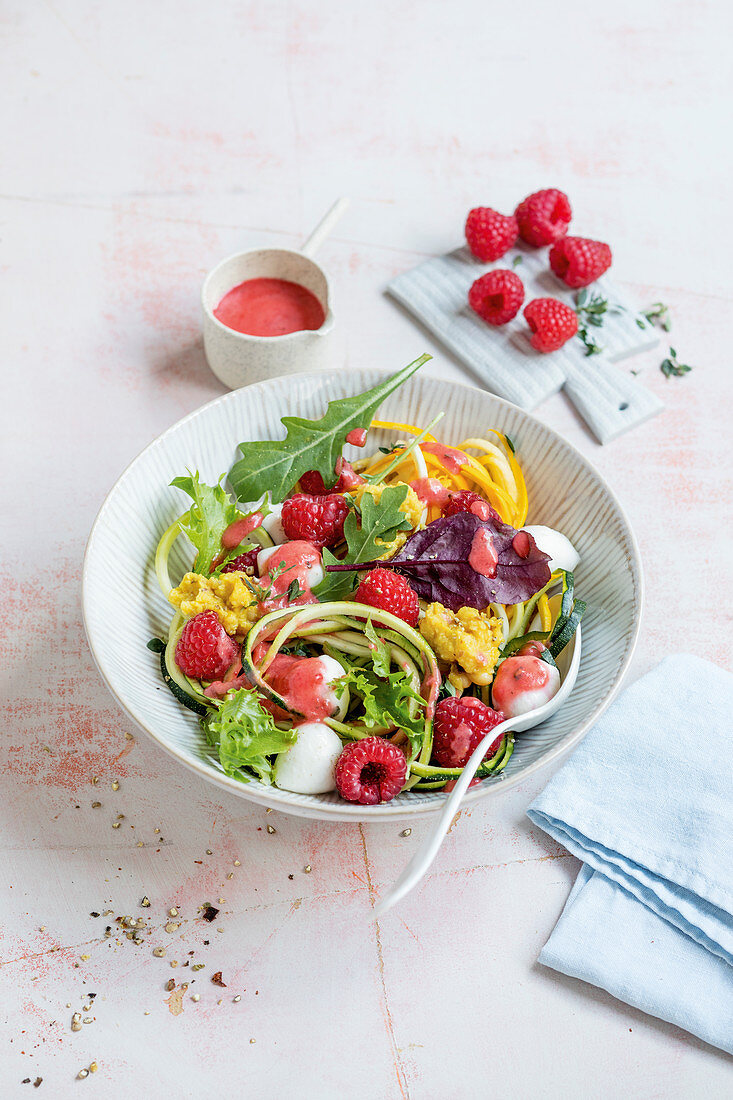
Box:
300, 197, 350, 258
373, 718, 515, 919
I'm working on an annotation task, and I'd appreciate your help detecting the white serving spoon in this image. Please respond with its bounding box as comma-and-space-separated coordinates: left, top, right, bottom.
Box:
373, 627, 582, 919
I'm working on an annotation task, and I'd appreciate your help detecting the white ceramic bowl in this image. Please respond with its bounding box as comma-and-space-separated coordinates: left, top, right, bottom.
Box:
82, 368, 642, 822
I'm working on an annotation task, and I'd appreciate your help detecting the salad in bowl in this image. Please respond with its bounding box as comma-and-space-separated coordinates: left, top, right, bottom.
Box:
149, 356, 585, 806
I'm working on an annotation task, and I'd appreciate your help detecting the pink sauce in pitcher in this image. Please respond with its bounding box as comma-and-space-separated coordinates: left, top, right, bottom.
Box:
214, 277, 325, 337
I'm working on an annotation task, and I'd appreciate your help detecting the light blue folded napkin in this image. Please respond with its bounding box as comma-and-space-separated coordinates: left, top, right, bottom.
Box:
528, 654, 733, 1055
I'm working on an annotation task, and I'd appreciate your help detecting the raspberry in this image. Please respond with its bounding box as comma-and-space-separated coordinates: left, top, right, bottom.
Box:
298, 470, 330, 495
515, 188, 572, 247
175, 611, 239, 680
549, 236, 612, 289
335, 737, 407, 804
354, 568, 419, 627
432, 696, 505, 768
281, 493, 350, 547
524, 298, 578, 353
468, 269, 525, 326
221, 548, 260, 575
465, 207, 519, 262
442, 490, 498, 522
298, 459, 365, 496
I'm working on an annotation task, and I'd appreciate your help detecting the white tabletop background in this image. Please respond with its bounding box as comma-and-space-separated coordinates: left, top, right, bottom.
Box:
2, 1, 732, 1096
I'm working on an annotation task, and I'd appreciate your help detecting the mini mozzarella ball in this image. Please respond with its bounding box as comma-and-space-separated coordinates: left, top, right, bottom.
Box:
492, 655, 561, 718
256, 543, 324, 589
522, 525, 579, 573
262, 502, 287, 544
316, 654, 350, 721
240, 499, 287, 544
273, 721, 344, 794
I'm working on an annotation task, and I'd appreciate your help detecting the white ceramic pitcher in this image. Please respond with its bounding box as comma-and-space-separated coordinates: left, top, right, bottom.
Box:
201, 199, 347, 390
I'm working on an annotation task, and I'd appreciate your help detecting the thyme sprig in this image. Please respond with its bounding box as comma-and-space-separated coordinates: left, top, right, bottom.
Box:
660, 347, 693, 379
637, 301, 672, 332
574, 289, 621, 357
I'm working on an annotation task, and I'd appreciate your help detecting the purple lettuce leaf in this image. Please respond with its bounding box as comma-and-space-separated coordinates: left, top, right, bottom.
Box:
327, 512, 551, 610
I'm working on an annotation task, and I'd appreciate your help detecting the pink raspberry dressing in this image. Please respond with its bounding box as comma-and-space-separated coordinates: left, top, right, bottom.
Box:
468, 528, 498, 578
221, 511, 264, 550
420, 441, 469, 475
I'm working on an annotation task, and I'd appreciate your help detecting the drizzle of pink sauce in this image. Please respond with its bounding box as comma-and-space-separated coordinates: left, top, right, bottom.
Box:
258, 540, 321, 612
420, 441, 468, 474
334, 456, 365, 490
410, 478, 448, 506
259, 654, 337, 720
222, 512, 263, 549
205, 672, 249, 699
213, 277, 325, 337
346, 428, 368, 447
492, 656, 552, 712
469, 499, 493, 521
468, 528, 498, 578
512, 530, 531, 559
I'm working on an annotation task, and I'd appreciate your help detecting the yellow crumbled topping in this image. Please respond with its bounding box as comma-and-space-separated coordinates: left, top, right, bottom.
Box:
419, 602, 503, 687
168, 572, 259, 636
354, 481, 425, 558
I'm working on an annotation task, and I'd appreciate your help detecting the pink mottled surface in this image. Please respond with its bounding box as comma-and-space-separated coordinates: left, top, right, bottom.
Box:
2, 1, 732, 1095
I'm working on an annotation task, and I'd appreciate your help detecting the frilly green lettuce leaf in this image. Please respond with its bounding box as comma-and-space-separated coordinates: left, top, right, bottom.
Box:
202, 688, 296, 784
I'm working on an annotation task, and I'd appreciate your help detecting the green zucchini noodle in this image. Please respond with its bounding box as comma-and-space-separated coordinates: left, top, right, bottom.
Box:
241, 600, 440, 777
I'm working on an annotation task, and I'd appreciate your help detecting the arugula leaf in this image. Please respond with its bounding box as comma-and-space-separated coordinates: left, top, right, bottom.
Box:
336, 665, 427, 759
171, 471, 240, 575
315, 485, 412, 601
228, 354, 430, 504
202, 688, 296, 784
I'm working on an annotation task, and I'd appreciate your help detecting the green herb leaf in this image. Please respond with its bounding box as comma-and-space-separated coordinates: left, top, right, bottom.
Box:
170, 472, 240, 575
286, 579, 304, 602
641, 301, 671, 332
202, 688, 296, 784
504, 434, 516, 455
574, 291, 626, 359
364, 618, 391, 677
659, 346, 693, 379
228, 355, 431, 504
337, 665, 427, 759
315, 485, 412, 601
511, 255, 523, 269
